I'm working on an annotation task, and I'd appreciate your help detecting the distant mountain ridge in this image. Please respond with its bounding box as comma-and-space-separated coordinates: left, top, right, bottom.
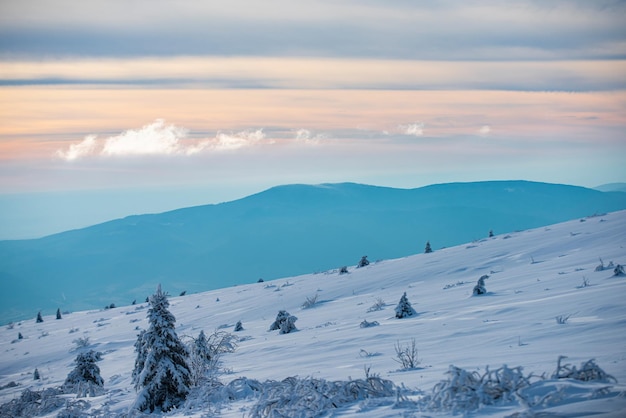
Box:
594, 183, 626, 193
2, 180, 626, 323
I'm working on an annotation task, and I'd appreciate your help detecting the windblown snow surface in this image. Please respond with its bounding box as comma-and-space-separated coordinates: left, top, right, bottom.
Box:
1, 211, 625, 417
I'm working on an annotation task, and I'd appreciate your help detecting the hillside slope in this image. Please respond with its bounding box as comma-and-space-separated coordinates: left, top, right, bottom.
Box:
0, 210, 625, 416
2, 180, 626, 323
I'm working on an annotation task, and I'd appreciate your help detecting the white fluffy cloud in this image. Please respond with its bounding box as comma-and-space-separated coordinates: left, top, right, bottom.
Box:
101, 119, 187, 156
398, 123, 424, 136
56, 134, 99, 161
478, 125, 491, 135
56, 121, 270, 160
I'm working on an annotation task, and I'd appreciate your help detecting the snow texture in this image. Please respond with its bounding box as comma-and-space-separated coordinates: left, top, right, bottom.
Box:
1, 211, 626, 417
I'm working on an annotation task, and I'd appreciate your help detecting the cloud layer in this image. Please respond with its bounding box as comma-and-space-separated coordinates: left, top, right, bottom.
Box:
56, 120, 307, 161
1, 1, 624, 61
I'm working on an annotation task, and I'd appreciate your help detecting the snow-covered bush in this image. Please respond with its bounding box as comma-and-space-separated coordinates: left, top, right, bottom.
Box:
614, 264, 625, 276
339, 266, 349, 275
394, 339, 420, 370
0, 387, 65, 417
472, 274, 489, 296
357, 255, 370, 268
63, 350, 104, 397
426, 364, 532, 412
269, 310, 298, 334
132, 284, 192, 413
551, 356, 617, 383
394, 292, 417, 318
248, 375, 396, 418
359, 319, 379, 328
555, 314, 571, 324
234, 320, 244, 332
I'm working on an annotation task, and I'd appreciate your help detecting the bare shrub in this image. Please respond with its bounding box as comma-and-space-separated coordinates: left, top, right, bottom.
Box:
394, 338, 420, 370
555, 314, 571, 324
301, 293, 319, 309
72, 336, 90, 350
366, 297, 386, 312
551, 356, 617, 383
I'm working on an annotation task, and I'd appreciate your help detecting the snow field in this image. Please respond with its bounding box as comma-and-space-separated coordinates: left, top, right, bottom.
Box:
1, 210, 626, 416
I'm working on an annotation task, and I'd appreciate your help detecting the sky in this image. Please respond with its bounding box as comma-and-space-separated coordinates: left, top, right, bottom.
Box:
1, 0, 625, 239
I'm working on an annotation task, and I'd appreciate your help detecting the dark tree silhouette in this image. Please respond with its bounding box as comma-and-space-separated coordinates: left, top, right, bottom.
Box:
36, 311, 43, 323
424, 241, 433, 253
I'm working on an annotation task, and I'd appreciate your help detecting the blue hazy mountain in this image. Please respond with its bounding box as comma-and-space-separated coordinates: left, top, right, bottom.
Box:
594, 183, 626, 193
2, 180, 626, 324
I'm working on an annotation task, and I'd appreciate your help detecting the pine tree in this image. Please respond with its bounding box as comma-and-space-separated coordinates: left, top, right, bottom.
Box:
133, 285, 191, 412
63, 350, 104, 397
394, 292, 417, 318
489, 229, 494, 238
269, 310, 298, 334
56, 308, 62, 320
234, 320, 244, 332
131, 329, 147, 386
18, 332, 23, 340
424, 241, 432, 254
357, 255, 370, 268
33, 368, 40, 380
473, 275, 489, 296
36, 311, 43, 323
189, 330, 213, 385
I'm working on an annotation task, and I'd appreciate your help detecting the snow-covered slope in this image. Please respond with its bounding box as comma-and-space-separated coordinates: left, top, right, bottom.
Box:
1, 211, 625, 417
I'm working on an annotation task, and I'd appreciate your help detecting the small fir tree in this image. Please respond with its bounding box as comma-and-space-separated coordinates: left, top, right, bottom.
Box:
63, 350, 104, 397
234, 320, 244, 332
33, 368, 40, 380
424, 241, 433, 253
189, 330, 213, 385
269, 310, 298, 334
18, 332, 23, 340
133, 285, 192, 412
36, 311, 43, 323
473, 275, 489, 296
56, 308, 62, 320
394, 292, 417, 318
489, 229, 494, 238
357, 255, 370, 268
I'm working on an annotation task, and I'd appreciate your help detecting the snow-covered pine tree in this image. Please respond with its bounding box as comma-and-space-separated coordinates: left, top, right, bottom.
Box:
394, 292, 417, 318
472, 275, 489, 296
131, 329, 147, 386
63, 350, 104, 397
234, 320, 244, 332
36, 311, 43, 323
189, 330, 213, 385
269, 310, 298, 334
424, 241, 433, 253
357, 255, 370, 268
33, 368, 40, 380
56, 308, 62, 320
133, 285, 192, 413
